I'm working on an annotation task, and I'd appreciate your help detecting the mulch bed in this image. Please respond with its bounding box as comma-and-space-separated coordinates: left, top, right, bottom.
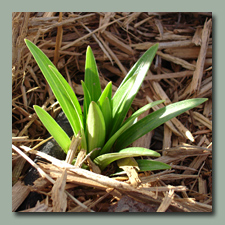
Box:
12, 12, 212, 212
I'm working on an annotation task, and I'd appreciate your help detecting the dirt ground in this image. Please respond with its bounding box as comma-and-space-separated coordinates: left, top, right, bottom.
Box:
12, 12, 212, 212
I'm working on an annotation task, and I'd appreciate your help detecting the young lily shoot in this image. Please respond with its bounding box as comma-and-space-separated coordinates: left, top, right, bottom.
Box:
25, 39, 208, 175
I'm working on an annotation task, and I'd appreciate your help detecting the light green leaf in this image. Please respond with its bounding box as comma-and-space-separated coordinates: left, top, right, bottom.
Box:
84, 46, 102, 102
48, 65, 83, 130
98, 81, 112, 107
34, 105, 71, 153
94, 147, 160, 171
114, 98, 208, 151
99, 100, 165, 155
110, 44, 159, 136
25, 39, 83, 138
86, 101, 106, 159
98, 97, 112, 138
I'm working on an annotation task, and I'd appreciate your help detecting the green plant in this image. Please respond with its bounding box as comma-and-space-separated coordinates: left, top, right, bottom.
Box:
25, 39, 207, 174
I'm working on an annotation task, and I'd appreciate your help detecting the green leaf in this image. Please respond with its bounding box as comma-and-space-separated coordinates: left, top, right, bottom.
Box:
99, 100, 164, 155
48, 65, 83, 135
98, 81, 112, 107
86, 101, 106, 159
111, 75, 137, 118
116, 43, 159, 91
25, 39, 83, 138
98, 97, 112, 138
94, 147, 160, 171
114, 98, 208, 151
97, 82, 113, 138
136, 159, 171, 171
84, 46, 102, 102
110, 44, 159, 136
80, 127, 87, 151
34, 105, 71, 153
123, 100, 165, 126
81, 80, 91, 124
109, 74, 137, 137
111, 159, 170, 176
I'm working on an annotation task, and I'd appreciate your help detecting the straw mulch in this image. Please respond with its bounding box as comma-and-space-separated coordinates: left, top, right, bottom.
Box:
12, 12, 212, 212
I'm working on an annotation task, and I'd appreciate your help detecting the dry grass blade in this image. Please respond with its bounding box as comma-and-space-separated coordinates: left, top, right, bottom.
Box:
74, 149, 87, 167
157, 189, 175, 212
102, 30, 134, 55
12, 181, 31, 212
99, 35, 127, 75
145, 70, 194, 81
53, 12, 63, 66
156, 51, 196, 70
65, 134, 81, 164
99, 12, 116, 33
40, 163, 106, 190
12, 156, 27, 186
19, 202, 53, 212
80, 22, 113, 65
21, 147, 162, 206
13, 145, 95, 212
12, 144, 55, 183
146, 95, 182, 137
132, 40, 194, 50
190, 19, 212, 94
60, 15, 127, 51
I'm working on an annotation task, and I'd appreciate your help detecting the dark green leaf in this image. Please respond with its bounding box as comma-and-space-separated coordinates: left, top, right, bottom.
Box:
99, 100, 164, 155
136, 159, 171, 171
110, 44, 159, 136
81, 80, 91, 124
114, 98, 208, 151
98, 97, 112, 138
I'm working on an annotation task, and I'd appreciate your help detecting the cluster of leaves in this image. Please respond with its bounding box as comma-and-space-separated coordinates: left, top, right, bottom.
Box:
25, 39, 207, 173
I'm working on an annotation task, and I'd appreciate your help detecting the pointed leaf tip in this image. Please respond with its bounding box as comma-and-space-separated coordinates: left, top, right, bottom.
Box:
85, 46, 101, 102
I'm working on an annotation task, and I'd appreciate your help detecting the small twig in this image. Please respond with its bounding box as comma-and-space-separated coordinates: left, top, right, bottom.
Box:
12, 144, 55, 184
21, 145, 160, 203
65, 191, 95, 212
12, 144, 93, 212
65, 134, 81, 164
61, 16, 128, 51
79, 21, 113, 65
77, 148, 101, 168
32, 136, 53, 150
157, 189, 175, 212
